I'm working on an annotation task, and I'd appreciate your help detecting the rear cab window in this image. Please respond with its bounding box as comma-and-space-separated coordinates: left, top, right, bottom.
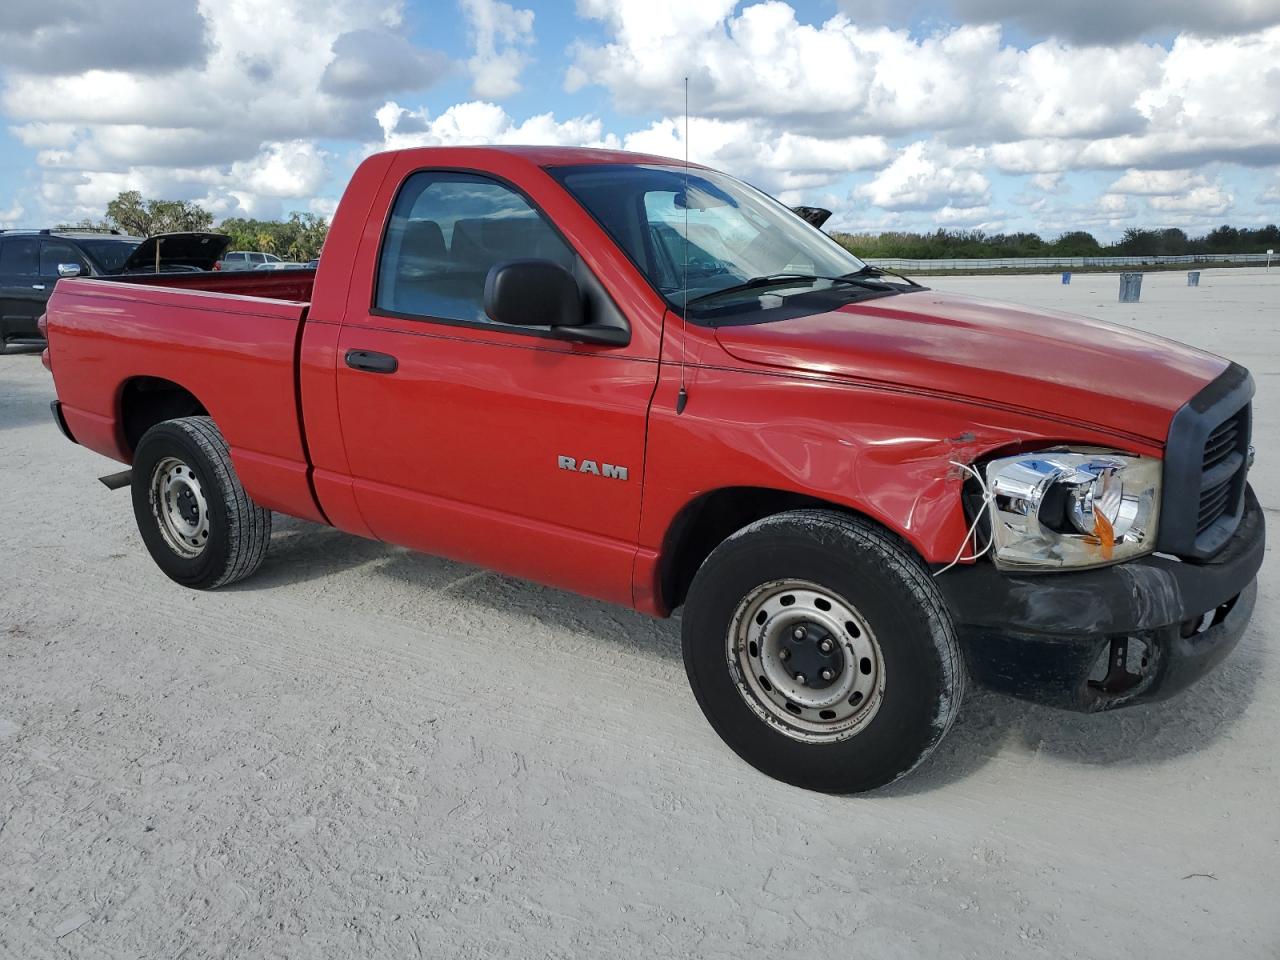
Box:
374, 171, 575, 328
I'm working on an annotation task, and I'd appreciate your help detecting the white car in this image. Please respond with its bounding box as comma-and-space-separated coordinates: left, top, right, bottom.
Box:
218, 251, 281, 271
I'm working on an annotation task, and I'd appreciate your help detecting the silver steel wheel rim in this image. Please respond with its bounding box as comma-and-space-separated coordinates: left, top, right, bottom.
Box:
727, 579, 885, 743
150, 456, 210, 558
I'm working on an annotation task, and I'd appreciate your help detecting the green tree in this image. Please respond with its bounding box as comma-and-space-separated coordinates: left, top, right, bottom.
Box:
218, 213, 328, 261
104, 191, 214, 236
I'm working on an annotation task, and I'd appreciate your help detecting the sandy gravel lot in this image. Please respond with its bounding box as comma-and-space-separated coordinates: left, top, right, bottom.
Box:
2, 268, 1278, 958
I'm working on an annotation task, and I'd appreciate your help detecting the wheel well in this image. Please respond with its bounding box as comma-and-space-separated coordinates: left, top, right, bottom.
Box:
660, 487, 866, 612
120, 377, 207, 454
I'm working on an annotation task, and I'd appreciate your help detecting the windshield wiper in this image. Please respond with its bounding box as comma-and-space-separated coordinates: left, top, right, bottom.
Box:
687, 272, 891, 306
847, 264, 923, 288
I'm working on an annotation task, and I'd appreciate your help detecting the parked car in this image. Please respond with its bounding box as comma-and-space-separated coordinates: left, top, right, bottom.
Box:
215, 251, 282, 271
253, 261, 308, 270
0, 229, 228, 350
41, 146, 1263, 793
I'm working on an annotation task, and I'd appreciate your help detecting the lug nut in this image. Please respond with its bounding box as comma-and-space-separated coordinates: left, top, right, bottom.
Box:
793, 626, 806, 640
794, 673, 807, 685
821, 668, 834, 681
779, 648, 790, 661
819, 639, 832, 653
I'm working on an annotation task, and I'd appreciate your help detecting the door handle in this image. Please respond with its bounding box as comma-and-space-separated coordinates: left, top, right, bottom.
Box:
32, 284, 46, 291
344, 349, 398, 374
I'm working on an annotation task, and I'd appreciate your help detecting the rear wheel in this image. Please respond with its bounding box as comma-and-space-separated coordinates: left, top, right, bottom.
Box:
130, 416, 270, 589
681, 509, 963, 793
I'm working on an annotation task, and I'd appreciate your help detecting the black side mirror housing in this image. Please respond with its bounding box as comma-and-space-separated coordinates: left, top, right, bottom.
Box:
792, 206, 833, 229
484, 259, 584, 329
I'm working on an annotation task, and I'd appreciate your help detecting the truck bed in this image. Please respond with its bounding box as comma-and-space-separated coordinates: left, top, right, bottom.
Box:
46, 274, 323, 522
108, 268, 316, 304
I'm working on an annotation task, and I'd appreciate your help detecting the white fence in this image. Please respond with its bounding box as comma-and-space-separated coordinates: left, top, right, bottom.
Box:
863, 253, 1274, 271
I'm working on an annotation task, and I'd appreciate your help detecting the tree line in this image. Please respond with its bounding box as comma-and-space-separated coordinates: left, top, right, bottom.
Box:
60, 191, 1279, 263
834, 225, 1280, 260
58, 191, 329, 262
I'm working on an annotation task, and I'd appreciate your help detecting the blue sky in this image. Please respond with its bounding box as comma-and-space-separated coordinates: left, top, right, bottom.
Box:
1, 0, 1278, 239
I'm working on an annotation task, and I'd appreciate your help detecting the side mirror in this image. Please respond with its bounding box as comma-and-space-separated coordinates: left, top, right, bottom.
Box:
792, 206, 833, 229
57, 263, 82, 278
484, 259, 584, 329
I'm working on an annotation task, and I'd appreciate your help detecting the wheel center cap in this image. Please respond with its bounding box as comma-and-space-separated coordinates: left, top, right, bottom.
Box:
777, 621, 845, 689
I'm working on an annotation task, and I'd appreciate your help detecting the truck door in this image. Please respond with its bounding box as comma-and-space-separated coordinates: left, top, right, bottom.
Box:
333, 169, 659, 606
0, 235, 45, 343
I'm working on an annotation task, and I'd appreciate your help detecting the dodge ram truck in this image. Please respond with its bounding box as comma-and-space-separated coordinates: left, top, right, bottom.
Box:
43, 146, 1264, 793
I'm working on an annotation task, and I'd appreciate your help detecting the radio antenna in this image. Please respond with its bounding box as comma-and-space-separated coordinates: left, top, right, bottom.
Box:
676, 76, 690, 415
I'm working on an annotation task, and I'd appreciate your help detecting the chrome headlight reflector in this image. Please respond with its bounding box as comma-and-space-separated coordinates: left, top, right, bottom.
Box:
983, 450, 1161, 570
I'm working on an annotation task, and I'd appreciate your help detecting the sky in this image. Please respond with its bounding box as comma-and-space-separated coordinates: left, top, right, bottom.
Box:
1, 0, 1279, 239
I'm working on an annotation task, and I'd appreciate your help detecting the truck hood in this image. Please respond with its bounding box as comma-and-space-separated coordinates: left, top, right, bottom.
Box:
713, 290, 1228, 442
117, 232, 231, 274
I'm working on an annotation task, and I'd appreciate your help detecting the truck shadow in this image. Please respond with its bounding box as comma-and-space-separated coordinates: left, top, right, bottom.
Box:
876, 637, 1264, 796
239, 514, 1261, 790
231, 514, 683, 663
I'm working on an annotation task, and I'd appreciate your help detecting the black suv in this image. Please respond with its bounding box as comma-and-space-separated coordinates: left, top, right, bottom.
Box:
0, 229, 230, 351
0, 229, 142, 350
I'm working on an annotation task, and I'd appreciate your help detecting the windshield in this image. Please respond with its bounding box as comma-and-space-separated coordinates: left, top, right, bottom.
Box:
78, 237, 141, 273
549, 163, 869, 315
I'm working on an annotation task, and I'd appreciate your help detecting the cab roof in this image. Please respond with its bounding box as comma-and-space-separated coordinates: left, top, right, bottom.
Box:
382, 144, 706, 171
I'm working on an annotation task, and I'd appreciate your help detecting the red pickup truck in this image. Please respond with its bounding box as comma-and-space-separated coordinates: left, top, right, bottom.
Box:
43, 146, 1263, 793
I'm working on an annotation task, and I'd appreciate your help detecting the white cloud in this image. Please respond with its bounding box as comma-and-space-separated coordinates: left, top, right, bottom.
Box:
0, 0, 450, 221
619, 116, 889, 192
934, 204, 1003, 228
0, 0, 209, 75
951, 0, 1280, 44
571, 3, 1280, 178
857, 141, 990, 210
1108, 169, 1204, 195
229, 141, 329, 199
1096, 193, 1135, 216
1149, 184, 1235, 215
1, 0, 1277, 238
1104, 168, 1235, 217
1029, 172, 1067, 193
0, 198, 24, 228
321, 28, 449, 99
461, 0, 536, 98
376, 100, 618, 150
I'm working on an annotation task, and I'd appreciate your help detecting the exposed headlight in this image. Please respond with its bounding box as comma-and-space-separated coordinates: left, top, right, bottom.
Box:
983, 450, 1161, 570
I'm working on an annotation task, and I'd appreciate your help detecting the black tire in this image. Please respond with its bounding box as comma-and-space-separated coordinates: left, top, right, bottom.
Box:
130, 416, 271, 589
682, 509, 963, 793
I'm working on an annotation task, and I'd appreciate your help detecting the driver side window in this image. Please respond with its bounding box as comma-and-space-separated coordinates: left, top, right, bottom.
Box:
40, 240, 89, 278
376, 171, 576, 327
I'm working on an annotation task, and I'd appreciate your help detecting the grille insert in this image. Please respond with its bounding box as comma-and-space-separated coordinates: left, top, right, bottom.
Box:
1196, 408, 1249, 536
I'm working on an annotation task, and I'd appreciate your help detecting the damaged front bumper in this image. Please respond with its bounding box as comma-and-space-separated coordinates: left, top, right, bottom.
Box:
937, 485, 1264, 712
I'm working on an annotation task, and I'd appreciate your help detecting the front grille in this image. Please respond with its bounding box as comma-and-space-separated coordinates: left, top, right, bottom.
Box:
1203, 418, 1240, 471
1158, 363, 1254, 561
1197, 409, 1249, 535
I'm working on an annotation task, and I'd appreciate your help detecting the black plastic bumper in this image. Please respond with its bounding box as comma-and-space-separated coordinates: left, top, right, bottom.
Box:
937, 485, 1264, 712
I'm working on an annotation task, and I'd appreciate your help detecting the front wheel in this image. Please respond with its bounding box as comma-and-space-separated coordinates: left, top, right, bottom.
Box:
130, 416, 271, 589
681, 510, 963, 793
